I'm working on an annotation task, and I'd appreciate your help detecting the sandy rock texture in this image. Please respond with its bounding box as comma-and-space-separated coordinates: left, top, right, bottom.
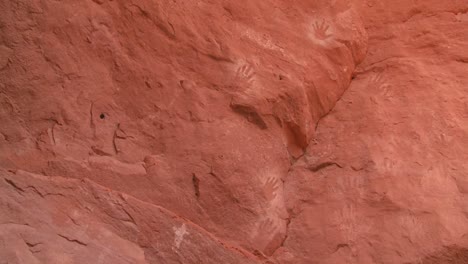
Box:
1, 0, 468, 263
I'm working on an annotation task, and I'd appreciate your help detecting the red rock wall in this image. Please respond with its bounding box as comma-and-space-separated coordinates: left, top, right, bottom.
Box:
1, 0, 468, 263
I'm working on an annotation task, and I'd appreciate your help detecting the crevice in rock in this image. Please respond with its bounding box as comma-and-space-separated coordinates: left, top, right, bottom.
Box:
91, 146, 113, 156
455, 57, 468, 64
120, 206, 138, 226
230, 103, 268, 130
58, 234, 87, 246
127, 4, 176, 40
25, 241, 43, 254
307, 161, 343, 172
279, 69, 361, 259
192, 173, 200, 198
332, 243, 350, 254
4, 178, 26, 194
89, 102, 96, 137
112, 123, 123, 154
313, 65, 365, 134
5, 177, 67, 198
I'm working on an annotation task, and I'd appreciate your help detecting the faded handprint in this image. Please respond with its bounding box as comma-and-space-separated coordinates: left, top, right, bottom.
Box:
337, 204, 356, 225
252, 217, 280, 250
252, 216, 288, 256
399, 214, 424, 243
335, 204, 370, 242
313, 20, 333, 40
234, 63, 255, 87
263, 177, 280, 202
335, 204, 358, 241
330, 176, 367, 198
368, 72, 390, 93
368, 72, 383, 87
258, 218, 277, 234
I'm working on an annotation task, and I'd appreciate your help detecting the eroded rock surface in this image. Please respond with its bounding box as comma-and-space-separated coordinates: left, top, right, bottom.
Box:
1, 0, 468, 263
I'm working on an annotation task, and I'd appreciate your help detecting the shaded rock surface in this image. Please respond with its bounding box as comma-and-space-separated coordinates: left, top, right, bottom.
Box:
1, 0, 468, 263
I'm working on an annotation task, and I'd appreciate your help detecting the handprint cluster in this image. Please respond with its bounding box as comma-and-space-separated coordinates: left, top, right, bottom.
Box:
251, 176, 287, 255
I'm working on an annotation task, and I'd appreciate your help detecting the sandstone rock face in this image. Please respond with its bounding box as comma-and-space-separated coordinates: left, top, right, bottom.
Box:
1, 0, 468, 263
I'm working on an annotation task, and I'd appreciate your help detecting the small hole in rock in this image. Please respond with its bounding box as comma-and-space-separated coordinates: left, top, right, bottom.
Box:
99, 113, 105, 119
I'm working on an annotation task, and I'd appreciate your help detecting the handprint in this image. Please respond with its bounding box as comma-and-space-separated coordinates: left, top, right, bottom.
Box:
313, 20, 333, 40
263, 177, 280, 202
368, 72, 390, 93
335, 204, 370, 241
252, 217, 279, 250
258, 218, 277, 234
399, 215, 424, 242
252, 216, 287, 255
338, 204, 357, 227
235, 63, 255, 87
